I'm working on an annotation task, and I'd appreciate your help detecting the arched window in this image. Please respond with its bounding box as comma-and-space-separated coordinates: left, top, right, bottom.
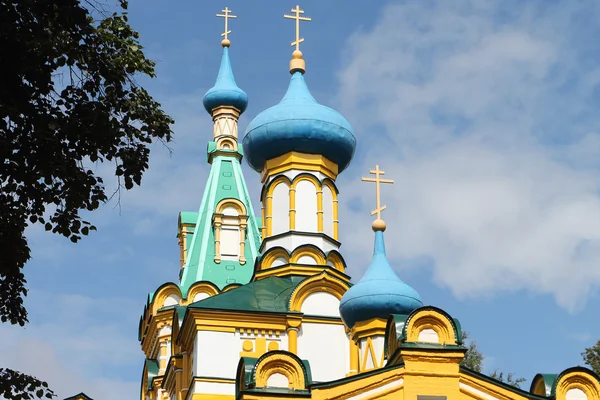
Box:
295, 180, 318, 232
271, 182, 290, 235
213, 199, 248, 264
322, 184, 334, 238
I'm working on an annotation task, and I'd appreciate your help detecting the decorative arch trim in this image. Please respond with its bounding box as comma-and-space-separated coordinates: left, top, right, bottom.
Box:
260, 247, 291, 270
261, 175, 292, 203
553, 367, 600, 399
215, 198, 247, 215
321, 178, 340, 195
151, 283, 182, 314
253, 351, 312, 390
290, 245, 327, 265
402, 306, 462, 346
185, 281, 220, 304
325, 250, 347, 272
289, 173, 321, 189
216, 137, 238, 152
289, 271, 349, 312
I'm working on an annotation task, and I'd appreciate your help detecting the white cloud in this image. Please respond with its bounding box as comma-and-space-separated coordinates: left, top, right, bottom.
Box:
337, 1, 600, 311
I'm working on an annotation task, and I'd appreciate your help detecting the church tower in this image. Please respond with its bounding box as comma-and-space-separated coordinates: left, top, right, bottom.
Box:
243, 5, 356, 281
138, 10, 262, 399
339, 165, 423, 374
177, 8, 261, 297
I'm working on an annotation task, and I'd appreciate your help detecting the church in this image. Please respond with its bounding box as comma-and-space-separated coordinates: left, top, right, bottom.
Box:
134, 5, 600, 400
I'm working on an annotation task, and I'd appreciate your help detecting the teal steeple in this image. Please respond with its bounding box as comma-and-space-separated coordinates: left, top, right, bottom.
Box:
177, 39, 260, 296
339, 224, 423, 328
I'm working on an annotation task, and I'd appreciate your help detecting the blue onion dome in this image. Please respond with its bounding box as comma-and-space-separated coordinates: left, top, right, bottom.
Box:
339, 224, 423, 329
242, 71, 356, 172
203, 46, 248, 115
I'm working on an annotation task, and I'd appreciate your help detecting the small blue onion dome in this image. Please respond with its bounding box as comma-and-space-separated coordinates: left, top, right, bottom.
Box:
242, 71, 356, 173
203, 46, 248, 114
339, 229, 423, 329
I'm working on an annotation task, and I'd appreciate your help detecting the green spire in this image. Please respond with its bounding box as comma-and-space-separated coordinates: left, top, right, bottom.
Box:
179, 155, 261, 296
177, 38, 260, 296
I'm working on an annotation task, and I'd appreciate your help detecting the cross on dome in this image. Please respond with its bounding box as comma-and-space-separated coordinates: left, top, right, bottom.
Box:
284, 5, 311, 73
216, 6, 237, 47
362, 165, 394, 231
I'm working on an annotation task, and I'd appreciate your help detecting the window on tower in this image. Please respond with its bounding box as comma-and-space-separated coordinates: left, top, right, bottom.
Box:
220, 226, 240, 258
213, 200, 248, 264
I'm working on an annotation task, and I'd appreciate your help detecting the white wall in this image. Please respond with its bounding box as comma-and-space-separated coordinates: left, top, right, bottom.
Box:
272, 182, 290, 235
194, 331, 239, 378
297, 322, 348, 382
295, 180, 318, 232
301, 292, 340, 317
261, 231, 341, 255
193, 381, 236, 396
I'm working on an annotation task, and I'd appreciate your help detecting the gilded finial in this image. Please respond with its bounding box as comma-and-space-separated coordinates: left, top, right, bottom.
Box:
217, 7, 237, 47
284, 5, 311, 74
362, 165, 394, 231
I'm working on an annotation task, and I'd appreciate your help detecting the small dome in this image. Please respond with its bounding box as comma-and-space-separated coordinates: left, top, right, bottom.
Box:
203, 47, 248, 114
242, 71, 356, 172
339, 230, 423, 328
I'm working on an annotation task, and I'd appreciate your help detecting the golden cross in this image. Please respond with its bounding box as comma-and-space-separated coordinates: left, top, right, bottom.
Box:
216, 7, 237, 41
362, 165, 394, 220
284, 5, 312, 51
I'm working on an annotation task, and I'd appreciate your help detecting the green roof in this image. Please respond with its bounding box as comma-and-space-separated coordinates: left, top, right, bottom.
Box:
189, 276, 306, 313
179, 211, 198, 225
146, 359, 159, 390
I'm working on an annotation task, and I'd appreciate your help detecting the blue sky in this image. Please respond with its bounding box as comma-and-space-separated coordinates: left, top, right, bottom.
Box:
1, 1, 599, 398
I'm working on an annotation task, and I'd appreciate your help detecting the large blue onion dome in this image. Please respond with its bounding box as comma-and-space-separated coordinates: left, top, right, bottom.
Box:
339, 224, 423, 329
242, 71, 356, 173
203, 46, 248, 115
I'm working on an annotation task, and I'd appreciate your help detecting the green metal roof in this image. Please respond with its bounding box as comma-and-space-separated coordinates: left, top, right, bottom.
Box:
146, 359, 159, 391
179, 211, 199, 225
189, 276, 306, 313
179, 154, 261, 296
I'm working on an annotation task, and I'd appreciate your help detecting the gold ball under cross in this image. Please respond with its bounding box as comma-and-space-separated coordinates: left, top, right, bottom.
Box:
372, 218, 386, 232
